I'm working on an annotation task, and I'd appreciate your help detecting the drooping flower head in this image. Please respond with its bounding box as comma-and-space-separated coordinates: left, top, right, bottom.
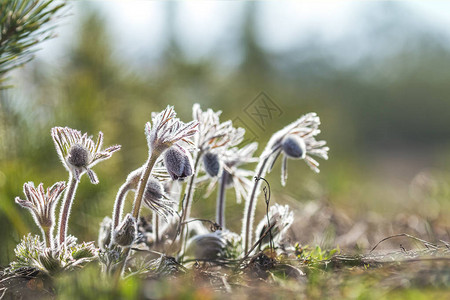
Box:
192, 103, 245, 153
51, 127, 121, 184
242, 113, 329, 254
264, 113, 329, 185
143, 176, 175, 220
163, 144, 194, 181
203, 142, 258, 204
15, 181, 66, 245
202, 151, 221, 178
145, 106, 198, 154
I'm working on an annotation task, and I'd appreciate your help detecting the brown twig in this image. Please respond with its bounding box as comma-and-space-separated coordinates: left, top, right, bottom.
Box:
236, 222, 277, 271
370, 233, 438, 253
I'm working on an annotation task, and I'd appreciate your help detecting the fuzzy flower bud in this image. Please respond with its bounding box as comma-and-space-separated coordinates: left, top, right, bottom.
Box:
163, 145, 194, 181
282, 134, 306, 159
15, 182, 66, 247
202, 151, 221, 177
113, 213, 137, 247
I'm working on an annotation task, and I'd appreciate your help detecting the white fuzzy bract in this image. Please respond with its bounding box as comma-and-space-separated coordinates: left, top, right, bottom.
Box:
192, 103, 245, 152
145, 106, 198, 154
15, 181, 66, 233
255, 204, 294, 247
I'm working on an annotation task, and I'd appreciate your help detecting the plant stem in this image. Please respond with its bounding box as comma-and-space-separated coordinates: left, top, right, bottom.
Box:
178, 151, 202, 252
153, 213, 160, 245
181, 151, 202, 223
41, 226, 52, 249
242, 156, 269, 255
110, 182, 133, 247
131, 153, 159, 219
118, 151, 159, 279
111, 182, 133, 232
216, 170, 228, 228
58, 174, 79, 246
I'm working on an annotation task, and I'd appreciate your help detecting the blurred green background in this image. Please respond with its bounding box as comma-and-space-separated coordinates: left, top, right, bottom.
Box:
1, 1, 450, 266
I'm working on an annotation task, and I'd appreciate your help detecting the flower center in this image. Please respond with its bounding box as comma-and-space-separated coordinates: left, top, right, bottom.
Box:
68, 144, 89, 167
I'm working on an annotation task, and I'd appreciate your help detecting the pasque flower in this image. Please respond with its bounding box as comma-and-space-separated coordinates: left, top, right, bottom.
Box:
112, 106, 199, 275
111, 159, 172, 240
184, 230, 240, 260
197, 142, 258, 228
242, 113, 329, 254
264, 112, 329, 185
178, 104, 245, 248
52, 126, 120, 246
125, 106, 198, 251
15, 181, 66, 248
51, 126, 121, 184
131, 106, 198, 219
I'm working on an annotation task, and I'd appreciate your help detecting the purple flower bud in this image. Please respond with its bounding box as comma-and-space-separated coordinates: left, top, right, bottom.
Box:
163, 145, 194, 181
202, 151, 221, 177
113, 213, 136, 247
281, 134, 306, 159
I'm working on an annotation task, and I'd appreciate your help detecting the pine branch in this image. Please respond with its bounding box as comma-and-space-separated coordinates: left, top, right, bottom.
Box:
0, 0, 66, 88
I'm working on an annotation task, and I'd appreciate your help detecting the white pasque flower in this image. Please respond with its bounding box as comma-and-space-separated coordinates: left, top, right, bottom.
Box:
264, 113, 329, 185
51, 127, 121, 184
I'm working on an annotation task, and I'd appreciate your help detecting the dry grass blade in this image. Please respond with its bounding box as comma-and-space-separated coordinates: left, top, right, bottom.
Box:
370, 233, 439, 253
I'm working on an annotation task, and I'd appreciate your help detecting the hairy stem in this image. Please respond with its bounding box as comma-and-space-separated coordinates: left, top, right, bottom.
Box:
178, 151, 202, 252
131, 153, 159, 219
216, 170, 228, 228
181, 151, 202, 223
112, 182, 133, 232
118, 151, 160, 279
58, 174, 79, 246
242, 157, 269, 255
110, 182, 133, 247
153, 213, 160, 245
41, 226, 52, 249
